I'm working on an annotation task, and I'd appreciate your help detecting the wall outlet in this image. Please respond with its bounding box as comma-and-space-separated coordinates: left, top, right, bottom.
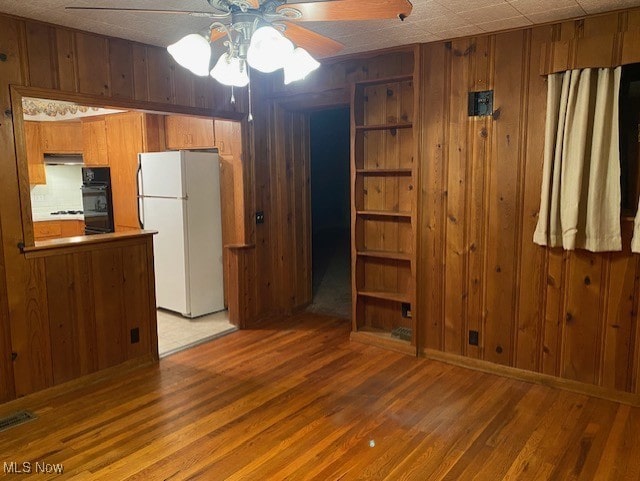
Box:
469, 330, 479, 346
255, 211, 265, 224
130, 327, 140, 344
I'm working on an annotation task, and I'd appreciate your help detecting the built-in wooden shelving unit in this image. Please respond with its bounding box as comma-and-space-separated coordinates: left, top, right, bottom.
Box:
355, 122, 413, 132
356, 210, 412, 218
350, 67, 419, 353
357, 290, 412, 304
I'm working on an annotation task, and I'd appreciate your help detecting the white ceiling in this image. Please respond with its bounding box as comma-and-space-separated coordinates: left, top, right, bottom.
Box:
1, 0, 639, 56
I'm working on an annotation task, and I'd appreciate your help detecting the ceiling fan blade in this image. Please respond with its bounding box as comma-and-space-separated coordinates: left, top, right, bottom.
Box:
210, 28, 228, 43
277, 0, 413, 22
279, 22, 343, 58
65, 6, 227, 18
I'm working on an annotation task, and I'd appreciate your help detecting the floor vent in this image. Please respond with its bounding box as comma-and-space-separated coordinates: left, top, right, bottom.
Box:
0, 410, 36, 432
391, 326, 413, 341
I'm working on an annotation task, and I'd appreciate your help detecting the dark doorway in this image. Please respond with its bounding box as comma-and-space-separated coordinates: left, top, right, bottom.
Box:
307, 107, 351, 319
620, 63, 640, 215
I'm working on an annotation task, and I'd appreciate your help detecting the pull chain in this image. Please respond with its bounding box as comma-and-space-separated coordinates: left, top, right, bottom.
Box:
248, 67, 253, 123
230, 85, 236, 105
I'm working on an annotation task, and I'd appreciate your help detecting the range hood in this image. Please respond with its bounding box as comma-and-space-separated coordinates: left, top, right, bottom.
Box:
44, 153, 83, 165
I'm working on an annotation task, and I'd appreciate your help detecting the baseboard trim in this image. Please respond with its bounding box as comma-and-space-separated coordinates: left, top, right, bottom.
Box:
421, 348, 640, 407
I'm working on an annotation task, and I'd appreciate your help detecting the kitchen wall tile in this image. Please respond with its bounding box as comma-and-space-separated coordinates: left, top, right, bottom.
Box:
30, 164, 84, 216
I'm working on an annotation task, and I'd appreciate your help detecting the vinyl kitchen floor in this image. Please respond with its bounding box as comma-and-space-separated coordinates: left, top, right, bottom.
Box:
157, 308, 237, 357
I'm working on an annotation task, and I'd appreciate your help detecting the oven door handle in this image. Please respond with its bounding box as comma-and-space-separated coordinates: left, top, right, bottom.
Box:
136, 160, 144, 229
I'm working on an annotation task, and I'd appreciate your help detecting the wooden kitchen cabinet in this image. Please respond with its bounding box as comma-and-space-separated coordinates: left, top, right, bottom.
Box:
82, 117, 109, 166
34, 220, 85, 241
106, 112, 165, 232
213, 119, 243, 157
106, 112, 145, 231
165, 115, 215, 149
24, 121, 46, 185
33, 221, 62, 240
60, 220, 85, 237
40, 121, 83, 153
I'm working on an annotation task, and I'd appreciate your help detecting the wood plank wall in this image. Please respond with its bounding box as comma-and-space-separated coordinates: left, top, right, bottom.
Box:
8, 235, 157, 398
0, 14, 248, 402
18, 22, 245, 112
418, 12, 640, 396
31, 237, 157, 387
273, 108, 311, 311
254, 9, 640, 400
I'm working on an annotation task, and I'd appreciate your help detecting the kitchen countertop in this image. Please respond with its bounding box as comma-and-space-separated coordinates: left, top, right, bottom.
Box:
32, 213, 85, 222
22, 229, 157, 257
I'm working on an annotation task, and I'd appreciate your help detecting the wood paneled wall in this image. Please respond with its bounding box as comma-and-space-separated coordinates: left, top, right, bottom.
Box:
6, 234, 157, 398
20, 236, 157, 392
252, 9, 640, 401
271, 107, 312, 311
0, 13, 247, 402
19, 20, 245, 112
418, 13, 640, 396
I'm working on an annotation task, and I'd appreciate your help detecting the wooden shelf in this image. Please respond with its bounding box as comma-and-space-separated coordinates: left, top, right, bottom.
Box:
357, 250, 411, 261
357, 210, 411, 219
350, 329, 415, 356
358, 290, 411, 304
356, 122, 412, 132
356, 168, 412, 176
354, 74, 414, 86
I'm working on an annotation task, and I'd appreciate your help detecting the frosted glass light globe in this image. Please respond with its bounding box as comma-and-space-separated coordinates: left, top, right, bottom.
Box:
247, 26, 294, 73
284, 47, 320, 84
167, 34, 211, 77
210, 53, 249, 87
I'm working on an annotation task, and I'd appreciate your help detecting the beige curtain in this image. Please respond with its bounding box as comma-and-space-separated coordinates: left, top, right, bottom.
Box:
534, 67, 622, 252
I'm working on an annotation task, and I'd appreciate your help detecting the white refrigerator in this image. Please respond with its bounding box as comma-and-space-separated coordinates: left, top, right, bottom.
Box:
138, 150, 224, 318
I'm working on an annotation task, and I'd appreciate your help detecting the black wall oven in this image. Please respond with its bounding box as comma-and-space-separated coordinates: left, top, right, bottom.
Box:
81, 167, 115, 235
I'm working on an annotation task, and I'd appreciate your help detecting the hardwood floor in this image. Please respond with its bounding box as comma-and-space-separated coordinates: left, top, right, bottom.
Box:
1, 312, 639, 480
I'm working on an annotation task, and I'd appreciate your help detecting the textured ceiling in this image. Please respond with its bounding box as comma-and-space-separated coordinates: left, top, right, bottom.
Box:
1, 0, 640, 56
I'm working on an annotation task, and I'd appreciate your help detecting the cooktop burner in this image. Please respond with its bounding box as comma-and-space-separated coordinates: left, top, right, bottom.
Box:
50, 210, 83, 215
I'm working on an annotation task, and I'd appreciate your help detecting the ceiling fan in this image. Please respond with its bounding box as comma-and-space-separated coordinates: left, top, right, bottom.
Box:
66, 0, 413, 88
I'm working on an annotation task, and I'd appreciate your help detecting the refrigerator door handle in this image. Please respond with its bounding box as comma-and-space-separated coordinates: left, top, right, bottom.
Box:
139, 195, 189, 200
136, 159, 144, 229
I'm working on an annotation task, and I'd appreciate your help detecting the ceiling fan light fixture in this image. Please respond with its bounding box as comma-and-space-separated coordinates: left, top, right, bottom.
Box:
167, 33, 212, 77
210, 52, 250, 87
283, 47, 320, 85
246, 25, 294, 73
